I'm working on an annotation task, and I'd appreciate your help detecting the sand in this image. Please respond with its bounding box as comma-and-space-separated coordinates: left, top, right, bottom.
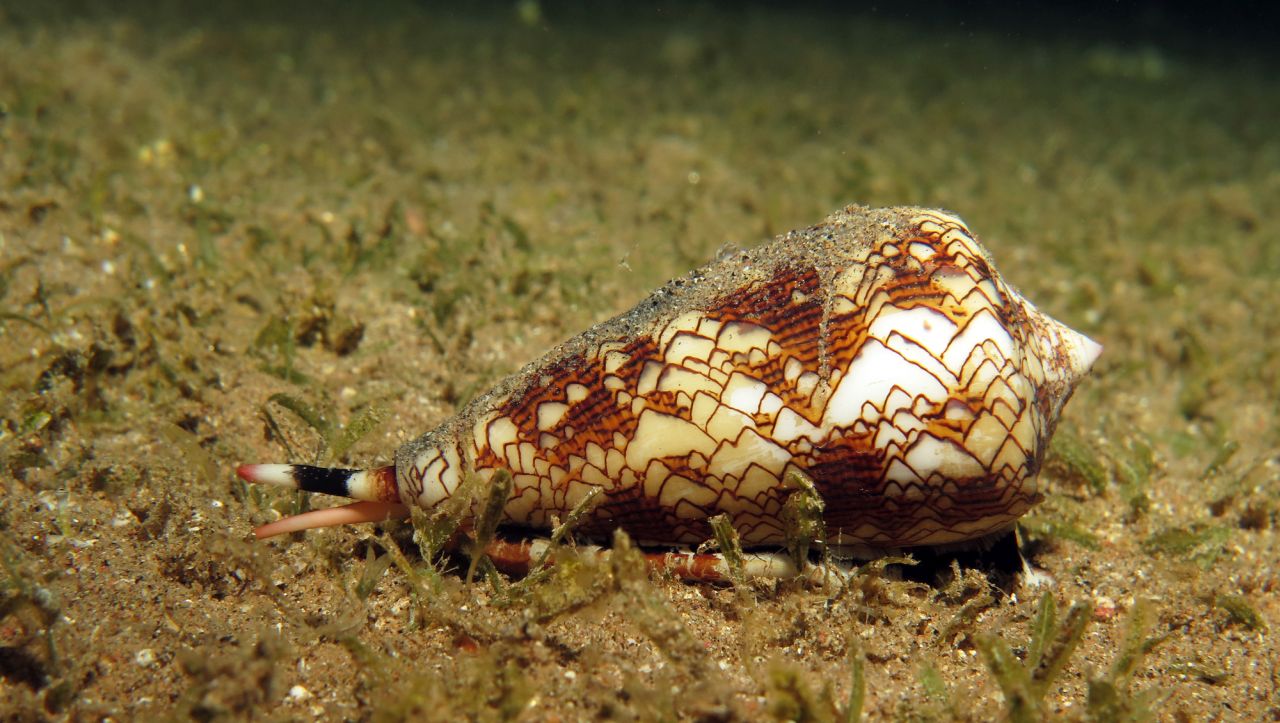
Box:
1, 1, 1277, 719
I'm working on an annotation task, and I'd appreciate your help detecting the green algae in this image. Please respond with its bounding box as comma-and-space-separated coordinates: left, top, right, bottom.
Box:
977, 593, 1167, 722
1, 1, 1277, 718
781, 468, 828, 573
1211, 593, 1267, 631
1141, 524, 1232, 568
466, 469, 514, 584
708, 512, 748, 590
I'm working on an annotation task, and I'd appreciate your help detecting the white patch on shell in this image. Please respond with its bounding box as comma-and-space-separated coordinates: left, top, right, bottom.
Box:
706, 428, 790, 479
716, 321, 772, 355
657, 365, 721, 397
772, 407, 823, 443
636, 361, 663, 396
869, 306, 961, 385
565, 383, 589, 404
486, 416, 520, 457
823, 339, 948, 429
869, 306, 957, 357
657, 311, 703, 352
722, 372, 767, 416
658, 476, 717, 515
537, 402, 569, 432
903, 434, 986, 480
625, 410, 717, 472
943, 308, 1016, 375
665, 331, 716, 365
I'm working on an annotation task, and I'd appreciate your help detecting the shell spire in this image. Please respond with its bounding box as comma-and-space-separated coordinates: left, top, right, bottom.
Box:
240, 205, 1100, 555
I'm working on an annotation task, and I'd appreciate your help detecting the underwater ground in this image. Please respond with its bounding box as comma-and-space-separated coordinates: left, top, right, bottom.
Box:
2, 1, 1277, 719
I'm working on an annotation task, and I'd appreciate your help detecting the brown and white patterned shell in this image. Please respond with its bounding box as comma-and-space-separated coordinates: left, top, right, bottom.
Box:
387, 205, 1100, 549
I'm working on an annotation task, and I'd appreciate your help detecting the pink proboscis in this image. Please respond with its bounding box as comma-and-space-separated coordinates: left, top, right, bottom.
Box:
251, 501, 410, 539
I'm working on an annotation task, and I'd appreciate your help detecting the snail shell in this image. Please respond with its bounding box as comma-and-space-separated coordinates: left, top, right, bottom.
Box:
240, 205, 1100, 551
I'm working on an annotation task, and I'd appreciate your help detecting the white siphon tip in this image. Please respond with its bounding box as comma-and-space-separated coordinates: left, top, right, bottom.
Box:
236, 463, 297, 487
344, 470, 375, 499
1066, 330, 1103, 376
1080, 333, 1102, 369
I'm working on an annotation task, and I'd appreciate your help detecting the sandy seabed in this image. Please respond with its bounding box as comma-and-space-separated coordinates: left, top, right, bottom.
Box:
1, 2, 1277, 720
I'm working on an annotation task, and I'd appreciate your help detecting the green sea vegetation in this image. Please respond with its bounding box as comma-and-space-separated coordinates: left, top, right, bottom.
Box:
1045, 415, 1272, 572
781, 468, 829, 573
395, 468, 613, 624
351, 545, 395, 602
764, 635, 866, 723
911, 662, 959, 720
607, 529, 739, 718
356, 499, 760, 720
1026, 420, 1165, 554
1048, 422, 1154, 519
334, 531, 543, 721
976, 592, 1167, 722
363, 647, 534, 723
174, 631, 291, 721
826, 554, 922, 625
465, 468, 514, 584
708, 512, 749, 593
408, 470, 482, 566
1203, 439, 1275, 532
367, 522, 749, 721
0, 535, 74, 714
496, 486, 601, 593
935, 561, 998, 644
1140, 433, 1275, 569
1209, 593, 1267, 632
1141, 523, 1231, 568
